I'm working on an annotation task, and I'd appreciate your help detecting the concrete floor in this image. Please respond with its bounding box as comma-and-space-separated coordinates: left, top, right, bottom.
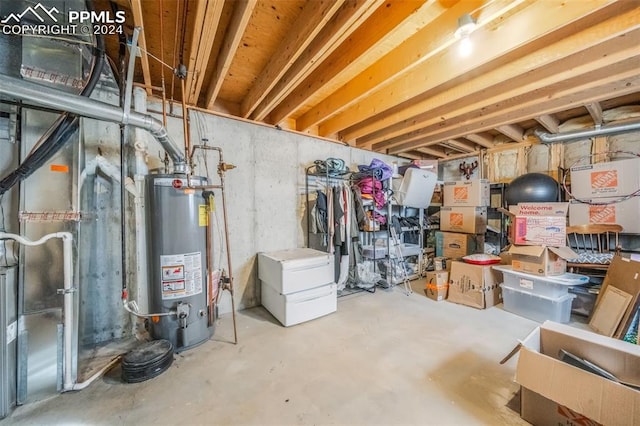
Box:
6, 281, 541, 425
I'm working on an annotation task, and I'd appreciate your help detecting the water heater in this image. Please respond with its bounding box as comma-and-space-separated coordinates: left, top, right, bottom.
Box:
145, 174, 213, 351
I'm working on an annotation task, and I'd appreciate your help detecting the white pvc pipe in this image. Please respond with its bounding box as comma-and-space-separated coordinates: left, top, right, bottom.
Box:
0, 232, 75, 390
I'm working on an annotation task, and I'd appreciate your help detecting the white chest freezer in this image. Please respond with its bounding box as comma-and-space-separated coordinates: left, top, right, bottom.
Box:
258, 248, 334, 294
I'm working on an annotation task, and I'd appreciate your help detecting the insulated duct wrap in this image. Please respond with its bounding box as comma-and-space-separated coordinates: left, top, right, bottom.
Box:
0, 75, 186, 170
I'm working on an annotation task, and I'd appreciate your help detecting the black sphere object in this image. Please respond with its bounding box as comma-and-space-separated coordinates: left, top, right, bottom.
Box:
505, 173, 559, 206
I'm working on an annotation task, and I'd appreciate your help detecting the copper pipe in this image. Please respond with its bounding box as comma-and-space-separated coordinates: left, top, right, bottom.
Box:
180, 78, 191, 169
132, 82, 164, 92
205, 195, 214, 327
161, 76, 167, 127
219, 180, 238, 345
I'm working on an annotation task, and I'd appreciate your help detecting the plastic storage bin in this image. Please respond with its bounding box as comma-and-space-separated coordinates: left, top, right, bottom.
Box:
493, 265, 588, 298
501, 285, 576, 323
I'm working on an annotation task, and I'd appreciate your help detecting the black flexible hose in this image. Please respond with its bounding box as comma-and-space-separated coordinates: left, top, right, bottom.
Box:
0, 2, 105, 195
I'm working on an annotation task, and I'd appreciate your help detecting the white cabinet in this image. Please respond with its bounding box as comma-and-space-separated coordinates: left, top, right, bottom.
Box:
258, 248, 336, 326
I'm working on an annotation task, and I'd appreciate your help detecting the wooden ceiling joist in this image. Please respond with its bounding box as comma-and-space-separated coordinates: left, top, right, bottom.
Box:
320, 0, 626, 138
249, 0, 383, 122
496, 124, 525, 142
265, 0, 436, 126
388, 66, 640, 154
347, 5, 640, 146
464, 133, 495, 149
185, 0, 225, 105
240, 0, 345, 118
295, 0, 524, 132
441, 139, 477, 153
365, 22, 640, 152
535, 114, 560, 133
205, 0, 257, 109
585, 101, 604, 125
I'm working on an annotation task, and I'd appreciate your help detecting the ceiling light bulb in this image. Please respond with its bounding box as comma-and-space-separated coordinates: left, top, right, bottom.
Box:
454, 13, 477, 39
459, 37, 473, 57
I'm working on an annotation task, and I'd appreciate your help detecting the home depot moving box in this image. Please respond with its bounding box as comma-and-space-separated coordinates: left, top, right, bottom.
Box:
424, 270, 448, 301
434, 231, 484, 259
442, 179, 490, 206
570, 157, 640, 199
569, 197, 640, 233
502, 203, 569, 246
509, 245, 578, 276
447, 261, 502, 309
439, 206, 487, 234
515, 321, 640, 426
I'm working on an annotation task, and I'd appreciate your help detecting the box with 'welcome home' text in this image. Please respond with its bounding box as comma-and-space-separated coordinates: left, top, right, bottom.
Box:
501, 203, 569, 246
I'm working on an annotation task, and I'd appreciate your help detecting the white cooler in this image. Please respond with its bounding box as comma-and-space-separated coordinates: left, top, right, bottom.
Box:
258, 248, 336, 326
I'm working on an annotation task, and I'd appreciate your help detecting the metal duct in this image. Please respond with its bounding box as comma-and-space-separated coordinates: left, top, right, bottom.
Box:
535, 118, 640, 144
0, 74, 186, 171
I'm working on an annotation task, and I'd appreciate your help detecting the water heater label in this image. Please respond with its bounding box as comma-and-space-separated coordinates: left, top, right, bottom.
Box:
160, 252, 203, 300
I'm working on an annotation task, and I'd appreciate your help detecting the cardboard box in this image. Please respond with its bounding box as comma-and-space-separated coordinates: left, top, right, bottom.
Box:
442, 179, 490, 206
439, 206, 487, 234
434, 231, 484, 259
424, 271, 449, 301
589, 255, 640, 339
520, 387, 603, 426
515, 321, 640, 426
509, 245, 578, 276
569, 196, 640, 233
570, 157, 640, 199
447, 261, 502, 309
502, 203, 569, 246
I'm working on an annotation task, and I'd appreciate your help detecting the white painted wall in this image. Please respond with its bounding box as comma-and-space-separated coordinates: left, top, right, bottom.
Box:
144, 104, 406, 312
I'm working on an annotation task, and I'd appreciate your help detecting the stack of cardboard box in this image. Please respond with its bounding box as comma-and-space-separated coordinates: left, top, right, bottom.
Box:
436, 179, 488, 260
497, 202, 585, 322
568, 157, 640, 233
435, 180, 502, 309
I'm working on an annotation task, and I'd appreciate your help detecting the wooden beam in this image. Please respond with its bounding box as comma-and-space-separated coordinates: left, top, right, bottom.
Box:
388, 65, 640, 154
249, 0, 383, 122
266, 0, 434, 125
415, 146, 448, 159
535, 114, 560, 133
397, 152, 423, 160
184, 0, 225, 105
130, 0, 152, 96
585, 101, 604, 125
205, 0, 257, 109
325, 0, 631, 140
465, 133, 495, 149
367, 22, 640, 151
296, 0, 522, 132
240, 0, 345, 118
441, 139, 478, 153
349, 5, 640, 146
496, 124, 525, 142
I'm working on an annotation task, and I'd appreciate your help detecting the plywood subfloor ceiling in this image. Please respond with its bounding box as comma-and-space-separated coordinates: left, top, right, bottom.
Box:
99, 0, 640, 160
